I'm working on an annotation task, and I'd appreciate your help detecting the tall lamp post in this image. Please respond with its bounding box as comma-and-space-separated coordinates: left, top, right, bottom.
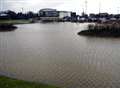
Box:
99, 0, 101, 14
85, 0, 88, 14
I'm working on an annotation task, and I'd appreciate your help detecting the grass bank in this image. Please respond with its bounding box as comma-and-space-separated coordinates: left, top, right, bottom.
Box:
0, 76, 59, 88
0, 20, 32, 24
78, 22, 120, 37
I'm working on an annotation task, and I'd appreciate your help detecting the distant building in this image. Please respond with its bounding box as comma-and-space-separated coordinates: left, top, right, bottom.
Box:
39, 8, 59, 17
71, 12, 76, 17
0, 13, 7, 16
109, 17, 117, 21
99, 18, 107, 23
39, 8, 59, 21
0, 11, 9, 19
59, 11, 71, 19
71, 12, 77, 22
89, 13, 96, 18
99, 13, 108, 17
0, 11, 7, 16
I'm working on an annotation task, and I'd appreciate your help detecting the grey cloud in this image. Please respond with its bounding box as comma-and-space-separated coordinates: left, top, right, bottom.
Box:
0, 0, 64, 12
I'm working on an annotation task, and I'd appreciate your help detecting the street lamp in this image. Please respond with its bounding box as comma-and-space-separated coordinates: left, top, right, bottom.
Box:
85, 0, 88, 14
99, 0, 101, 13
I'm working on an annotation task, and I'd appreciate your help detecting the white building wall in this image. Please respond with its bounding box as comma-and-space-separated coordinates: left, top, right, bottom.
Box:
59, 11, 71, 19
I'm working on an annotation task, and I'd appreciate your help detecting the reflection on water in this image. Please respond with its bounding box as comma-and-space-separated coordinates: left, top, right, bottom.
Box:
0, 28, 16, 32
0, 23, 17, 31
0, 26, 17, 32
0, 23, 120, 88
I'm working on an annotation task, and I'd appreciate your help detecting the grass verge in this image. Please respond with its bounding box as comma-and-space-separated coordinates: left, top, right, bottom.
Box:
0, 20, 32, 24
0, 76, 59, 88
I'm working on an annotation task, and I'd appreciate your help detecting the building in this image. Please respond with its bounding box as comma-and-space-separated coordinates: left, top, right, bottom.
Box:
71, 12, 77, 22
39, 8, 59, 21
0, 11, 9, 19
59, 11, 71, 19
99, 13, 108, 17
39, 8, 59, 17
0, 13, 8, 16
39, 8, 73, 22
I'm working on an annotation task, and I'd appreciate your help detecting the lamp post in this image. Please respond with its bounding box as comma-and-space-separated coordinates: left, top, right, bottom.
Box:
85, 0, 88, 14
99, 0, 101, 14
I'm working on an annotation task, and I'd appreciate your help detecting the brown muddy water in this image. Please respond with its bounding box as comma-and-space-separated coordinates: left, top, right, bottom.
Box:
0, 22, 120, 88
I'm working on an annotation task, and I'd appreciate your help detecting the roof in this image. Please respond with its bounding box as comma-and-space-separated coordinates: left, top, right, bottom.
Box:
40, 8, 57, 11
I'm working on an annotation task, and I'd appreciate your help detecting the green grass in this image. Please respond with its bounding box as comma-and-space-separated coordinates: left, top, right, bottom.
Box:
0, 20, 31, 24
0, 76, 59, 88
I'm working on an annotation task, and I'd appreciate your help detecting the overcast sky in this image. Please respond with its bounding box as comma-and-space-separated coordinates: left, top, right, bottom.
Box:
0, 0, 120, 14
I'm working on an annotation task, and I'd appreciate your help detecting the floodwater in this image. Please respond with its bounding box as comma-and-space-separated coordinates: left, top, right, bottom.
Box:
0, 22, 120, 88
